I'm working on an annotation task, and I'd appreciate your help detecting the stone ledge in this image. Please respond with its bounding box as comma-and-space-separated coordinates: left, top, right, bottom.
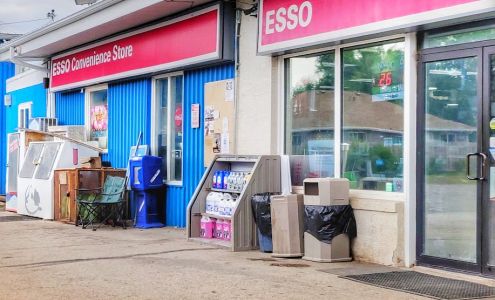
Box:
350, 197, 402, 213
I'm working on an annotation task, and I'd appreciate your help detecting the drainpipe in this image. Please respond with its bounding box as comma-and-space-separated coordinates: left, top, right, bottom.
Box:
233, 8, 242, 155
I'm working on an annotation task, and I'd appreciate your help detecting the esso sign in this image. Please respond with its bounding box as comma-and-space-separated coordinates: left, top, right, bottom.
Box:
265, 1, 312, 35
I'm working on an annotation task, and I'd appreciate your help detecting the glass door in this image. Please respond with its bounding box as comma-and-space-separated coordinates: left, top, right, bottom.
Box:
418, 48, 483, 272
483, 46, 495, 276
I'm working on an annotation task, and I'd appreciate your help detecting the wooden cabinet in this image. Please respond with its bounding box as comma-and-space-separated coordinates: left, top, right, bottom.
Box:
54, 168, 126, 224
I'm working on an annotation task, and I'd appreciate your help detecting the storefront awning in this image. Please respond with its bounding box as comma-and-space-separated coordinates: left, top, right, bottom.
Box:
0, 0, 211, 62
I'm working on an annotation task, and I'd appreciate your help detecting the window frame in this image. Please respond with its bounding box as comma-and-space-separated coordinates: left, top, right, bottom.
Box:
85, 84, 109, 153
151, 71, 184, 186
279, 34, 410, 195
18, 102, 32, 129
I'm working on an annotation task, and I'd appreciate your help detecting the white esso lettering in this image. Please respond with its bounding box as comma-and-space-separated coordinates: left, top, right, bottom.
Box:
299, 1, 312, 28
265, 2, 313, 34
265, 10, 275, 34
275, 7, 286, 33
286, 5, 298, 30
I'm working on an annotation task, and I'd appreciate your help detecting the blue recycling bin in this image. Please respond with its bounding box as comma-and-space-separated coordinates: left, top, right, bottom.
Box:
129, 155, 165, 229
130, 155, 163, 190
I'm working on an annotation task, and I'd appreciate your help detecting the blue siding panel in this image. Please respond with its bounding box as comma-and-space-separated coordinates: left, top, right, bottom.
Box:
107, 79, 151, 168
55, 90, 85, 125
0, 62, 15, 195
6, 83, 47, 134
166, 63, 235, 227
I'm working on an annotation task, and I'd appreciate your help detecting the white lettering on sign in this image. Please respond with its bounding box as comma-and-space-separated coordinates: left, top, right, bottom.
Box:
265, 1, 312, 35
52, 44, 134, 77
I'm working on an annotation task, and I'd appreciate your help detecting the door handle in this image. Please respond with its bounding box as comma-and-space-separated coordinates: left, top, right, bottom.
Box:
466, 153, 487, 180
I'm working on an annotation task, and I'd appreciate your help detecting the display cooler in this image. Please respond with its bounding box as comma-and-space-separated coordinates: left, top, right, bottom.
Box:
187, 155, 281, 251
17, 141, 99, 219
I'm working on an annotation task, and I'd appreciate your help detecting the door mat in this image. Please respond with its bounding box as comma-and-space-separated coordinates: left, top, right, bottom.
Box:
341, 271, 495, 300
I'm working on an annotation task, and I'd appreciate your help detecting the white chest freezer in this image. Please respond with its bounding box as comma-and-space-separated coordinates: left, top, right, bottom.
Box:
17, 141, 98, 219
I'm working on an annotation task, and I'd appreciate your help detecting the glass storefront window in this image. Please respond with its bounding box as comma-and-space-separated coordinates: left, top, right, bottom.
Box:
154, 75, 183, 183
424, 24, 495, 49
342, 41, 405, 191
88, 88, 108, 149
156, 78, 169, 180
285, 52, 335, 186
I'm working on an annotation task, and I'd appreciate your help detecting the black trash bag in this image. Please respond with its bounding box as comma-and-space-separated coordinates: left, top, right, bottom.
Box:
251, 193, 279, 237
304, 205, 357, 244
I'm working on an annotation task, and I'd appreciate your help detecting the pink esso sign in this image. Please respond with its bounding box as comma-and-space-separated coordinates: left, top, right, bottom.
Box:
259, 0, 482, 53
265, 1, 312, 35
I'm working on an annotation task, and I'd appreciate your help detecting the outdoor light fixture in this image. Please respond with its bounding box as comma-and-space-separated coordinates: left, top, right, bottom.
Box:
75, 0, 97, 5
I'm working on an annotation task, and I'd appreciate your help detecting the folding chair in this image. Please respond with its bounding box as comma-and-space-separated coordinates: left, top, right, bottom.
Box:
76, 176, 127, 231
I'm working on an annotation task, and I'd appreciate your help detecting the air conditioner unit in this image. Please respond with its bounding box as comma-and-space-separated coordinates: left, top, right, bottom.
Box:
28, 118, 58, 132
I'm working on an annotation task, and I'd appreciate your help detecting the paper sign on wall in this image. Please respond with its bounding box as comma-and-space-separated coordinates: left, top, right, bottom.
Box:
192, 104, 200, 128
225, 79, 234, 102
204, 79, 235, 166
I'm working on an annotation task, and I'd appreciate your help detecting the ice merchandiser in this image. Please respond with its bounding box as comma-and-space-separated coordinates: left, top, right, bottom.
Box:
5, 133, 21, 212
17, 141, 98, 219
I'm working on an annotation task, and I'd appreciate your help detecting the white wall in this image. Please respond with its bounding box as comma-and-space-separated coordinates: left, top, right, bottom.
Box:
236, 12, 278, 155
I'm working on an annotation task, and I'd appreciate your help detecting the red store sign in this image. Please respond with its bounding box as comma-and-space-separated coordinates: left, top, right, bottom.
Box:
51, 5, 223, 91
258, 0, 490, 53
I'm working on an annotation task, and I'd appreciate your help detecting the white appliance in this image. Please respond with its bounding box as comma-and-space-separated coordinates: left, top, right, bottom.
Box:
17, 141, 98, 219
5, 133, 20, 212
48, 125, 86, 141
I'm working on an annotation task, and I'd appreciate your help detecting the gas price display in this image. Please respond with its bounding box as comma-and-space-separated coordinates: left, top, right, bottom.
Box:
378, 71, 392, 87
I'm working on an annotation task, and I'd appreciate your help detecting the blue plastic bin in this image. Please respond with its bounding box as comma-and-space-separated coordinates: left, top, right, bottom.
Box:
130, 155, 163, 190
257, 228, 273, 253
134, 190, 164, 229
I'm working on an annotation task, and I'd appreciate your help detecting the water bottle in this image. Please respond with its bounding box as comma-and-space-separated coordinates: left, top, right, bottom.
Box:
212, 171, 218, 188
223, 171, 230, 190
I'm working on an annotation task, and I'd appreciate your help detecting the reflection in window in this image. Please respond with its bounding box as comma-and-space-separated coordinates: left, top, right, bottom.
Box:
285, 52, 335, 186
342, 41, 405, 191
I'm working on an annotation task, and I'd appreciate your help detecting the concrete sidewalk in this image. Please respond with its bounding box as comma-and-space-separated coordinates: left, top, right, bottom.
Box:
0, 210, 489, 300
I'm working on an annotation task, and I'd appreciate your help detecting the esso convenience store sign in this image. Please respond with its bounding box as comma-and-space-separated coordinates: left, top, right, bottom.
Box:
50, 6, 220, 91
258, 0, 482, 53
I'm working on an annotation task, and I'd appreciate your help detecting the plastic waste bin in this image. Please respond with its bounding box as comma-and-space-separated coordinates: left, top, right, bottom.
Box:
270, 194, 304, 257
302, 178, 356, 262
251, 193, 279, 253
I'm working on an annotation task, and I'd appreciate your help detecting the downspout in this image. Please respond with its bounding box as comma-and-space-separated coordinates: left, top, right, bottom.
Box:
233, 8, 242, 155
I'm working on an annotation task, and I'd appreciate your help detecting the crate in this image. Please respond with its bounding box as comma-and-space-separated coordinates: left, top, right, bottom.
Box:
54, 168, 126, 224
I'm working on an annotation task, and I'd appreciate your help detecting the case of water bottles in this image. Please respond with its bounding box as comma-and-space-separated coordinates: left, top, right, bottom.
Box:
187, 155, 282, 251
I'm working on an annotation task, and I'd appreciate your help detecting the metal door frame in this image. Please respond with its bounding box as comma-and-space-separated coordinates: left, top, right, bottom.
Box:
416, 46, 484, 274
482, 46, 495, 277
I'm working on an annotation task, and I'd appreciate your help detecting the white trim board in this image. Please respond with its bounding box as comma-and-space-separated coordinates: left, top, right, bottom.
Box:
6, 69, 47, 93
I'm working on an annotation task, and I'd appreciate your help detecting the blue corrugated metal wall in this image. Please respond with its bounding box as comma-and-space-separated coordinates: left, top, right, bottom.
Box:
0, 62, 15, 195
5, 83, 47, 134
51, 64, 234, 227
166, 63, 235, 227
107, 78, 151, 167
55, 90, 85, 125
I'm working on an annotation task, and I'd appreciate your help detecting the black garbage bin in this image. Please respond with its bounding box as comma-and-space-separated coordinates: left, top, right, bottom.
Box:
251, 193, 279, 252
